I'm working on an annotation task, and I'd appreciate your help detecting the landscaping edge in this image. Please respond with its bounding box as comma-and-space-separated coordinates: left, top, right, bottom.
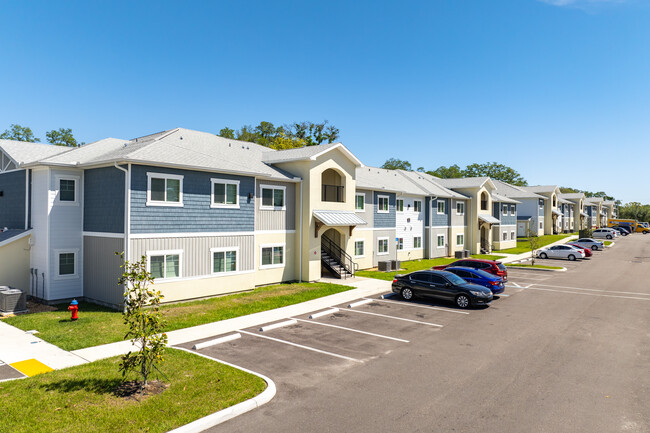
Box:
168, 347, 277, 433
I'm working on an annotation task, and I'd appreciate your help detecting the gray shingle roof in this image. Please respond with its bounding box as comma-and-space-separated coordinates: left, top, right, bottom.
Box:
356, 167, 430, 196
0, 140, 68, 165
525, 185, 560, 194
262, 142, 362, 166
492, 193, 521, 204
492, 179, 545, 199
434, 176, 493, 189
396, 171, 467, 199
584, 197, 604, 204
0, 229, 28, 245
558, 193, 585, 200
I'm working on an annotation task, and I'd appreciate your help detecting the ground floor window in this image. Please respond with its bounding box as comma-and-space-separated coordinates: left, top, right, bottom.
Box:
456, 234, 464, 246
414, 236, 422, 248
511, 231, 515, 240
212, 248, 238, 274
57, 251, 76, 277
502, 232, 507, 241
397, 238, 404, 250
540, 222, 543, 230
148, 251, 182, 279
378, 238, 389, 255
261, 244, 284, 268
354, 240, 365, 257
437, 234, 445, 248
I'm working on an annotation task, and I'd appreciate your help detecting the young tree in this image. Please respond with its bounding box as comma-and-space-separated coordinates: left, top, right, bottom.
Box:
381, 158, 412, 171
117, 253, 167, 391
0, 124, 40, 142
46, 128, 84, 147
527, 226, 540, 265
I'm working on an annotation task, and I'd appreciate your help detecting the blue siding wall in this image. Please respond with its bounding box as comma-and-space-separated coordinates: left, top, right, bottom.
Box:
425, 197, 431, 226
502, 204, 516, 225
431, 198, 449, 227
373, 192, 396, 228
0, 170, 26, 229
492, 203, 499, 219
130, 165, 255, 234
84, 167, 125, 233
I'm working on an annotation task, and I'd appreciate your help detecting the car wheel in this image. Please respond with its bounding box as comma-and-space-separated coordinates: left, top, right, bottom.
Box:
592, 245, 599, 251
606, 235, 612, 239
540, 252, 548, 259
456, 294, 470, 309
644, 231, 649, 235
401, 288, 413, 301
568, 254, 576, 261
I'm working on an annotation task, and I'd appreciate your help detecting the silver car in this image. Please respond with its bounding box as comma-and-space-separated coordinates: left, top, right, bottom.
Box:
571, 238, 605, 251
592, 228, 617, 239
537, 245, 586, 261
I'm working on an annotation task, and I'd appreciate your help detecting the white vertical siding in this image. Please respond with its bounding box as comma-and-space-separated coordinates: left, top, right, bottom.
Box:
395, 194, 425, 252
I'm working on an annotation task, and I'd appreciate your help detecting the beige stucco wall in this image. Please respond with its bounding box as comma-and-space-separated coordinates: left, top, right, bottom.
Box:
350, 229, 375, 270
455, 185, 494, 254
155, 271, 257, 304
0, 234, 31, 293
254, 232, 298, 285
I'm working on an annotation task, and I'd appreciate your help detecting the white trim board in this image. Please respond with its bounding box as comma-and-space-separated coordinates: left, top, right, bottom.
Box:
0, 230, 32, 248
82, 231, 125, 239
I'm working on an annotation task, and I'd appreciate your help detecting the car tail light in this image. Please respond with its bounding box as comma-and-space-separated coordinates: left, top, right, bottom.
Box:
490, 281, 499, 285
392, 279, 397, 283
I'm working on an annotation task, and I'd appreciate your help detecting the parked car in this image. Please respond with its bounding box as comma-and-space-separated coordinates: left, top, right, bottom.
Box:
392, 270, 493, 309
444, 267, 505, 294
537, 245, 586, 261
610, 227, 629, 236
569, 238, 605, 251
432, 258, 508, 281
615, 226, 632, 235
593, 228, 617, 239
567, 243, 593, 257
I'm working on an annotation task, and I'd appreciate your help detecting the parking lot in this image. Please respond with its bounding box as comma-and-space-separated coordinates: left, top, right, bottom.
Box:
177, 234, 649, 433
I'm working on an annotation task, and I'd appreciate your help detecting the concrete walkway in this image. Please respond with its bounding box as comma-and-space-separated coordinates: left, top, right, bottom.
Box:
495, 235, 578, 264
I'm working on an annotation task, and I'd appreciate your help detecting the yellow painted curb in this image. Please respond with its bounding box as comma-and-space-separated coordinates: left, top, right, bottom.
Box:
10, 359, 53, 377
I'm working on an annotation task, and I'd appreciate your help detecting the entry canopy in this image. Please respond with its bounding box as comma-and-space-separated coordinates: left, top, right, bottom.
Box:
580, 212, 589, 217
478, 214, 500, 225
313, 210, 367, 227
552, 209, 563, 216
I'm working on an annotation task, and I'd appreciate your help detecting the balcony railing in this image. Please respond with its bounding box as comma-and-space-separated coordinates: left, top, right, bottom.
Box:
322, 184, 344, 203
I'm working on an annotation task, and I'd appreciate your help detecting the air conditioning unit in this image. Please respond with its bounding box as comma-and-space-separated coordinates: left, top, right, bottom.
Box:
378, 261, 392, 272
0, 287, 27, 314
391, 260, 401, 271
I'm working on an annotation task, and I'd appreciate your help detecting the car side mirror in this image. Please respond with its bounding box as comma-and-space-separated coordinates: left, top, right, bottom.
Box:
446, 283, 451, 287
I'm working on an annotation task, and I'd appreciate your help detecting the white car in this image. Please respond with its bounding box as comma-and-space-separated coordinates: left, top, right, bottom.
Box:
537, 245, 586, 261
592, 228, 617, 239
572, 238, 605, 251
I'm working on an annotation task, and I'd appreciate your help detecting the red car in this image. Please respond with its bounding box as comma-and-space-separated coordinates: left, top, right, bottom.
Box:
432, 258, 508, 281
567, 243, 593, 257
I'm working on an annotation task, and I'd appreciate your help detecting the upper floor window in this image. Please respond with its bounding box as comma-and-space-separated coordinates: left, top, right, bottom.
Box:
56, 175, 80, 205
397, 238, 404, 250
211, 178, 239, 208
396, 199, 404, 212
552, 196, 557, 207
480, 192, 488, 211
147, 172, 183, 207
539, 199, 544, 210
321, 168, 344, 203
355, 193, 365, 211
414, 200, 422, 213
456, 201, 465, 215
510, 205, 515, 214
260, 185, 285, 210
437, 200, 445, 214
502, 204, 508, 215
377, 195, 389, 213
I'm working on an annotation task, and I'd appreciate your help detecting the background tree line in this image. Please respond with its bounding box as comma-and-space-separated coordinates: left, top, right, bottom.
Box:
617, 202, 650, 222
1, 124, 84, 147
218, 120, 339, 150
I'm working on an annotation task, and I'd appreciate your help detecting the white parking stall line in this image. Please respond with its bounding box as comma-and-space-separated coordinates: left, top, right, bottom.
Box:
510, 282, 521, 288
344, 309, 444, 327
496, 294, 510, 297
293, 318, 410, 343
506, 275, 551, 281
238, 330, 363, 363
363, 298, 470, 315
530, 283, 650, 297
522, 287, 650, 301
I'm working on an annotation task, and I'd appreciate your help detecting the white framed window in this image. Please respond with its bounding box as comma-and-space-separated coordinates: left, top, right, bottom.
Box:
510, 205, 515, 214
396, 199, 404, 212
147, 172, 183, 207
377, 237, 389, 255
414, 236, 422, 248
502, 232, 507, 241
211, 178, 239, 208
355, 193, 365, 211
377, 195, 389, 213
397, 238, 404, 250
456, 234, 464, 246
260, 185, 286, 210
502, 204, 508, 215
510, 231, 515, 240
211, 247, 239, 274
260, 243, 285, 269
55, 249, 79, 279
147, 250, 182, 280
456, 201, 464, 215
437, 200, 445, 214
437, 234, 445, 248
539, 199, 544, 210
354, 239, 365, 258
540, 222, 543, 230
414, 200, 422, 213
55, 175, 80, 205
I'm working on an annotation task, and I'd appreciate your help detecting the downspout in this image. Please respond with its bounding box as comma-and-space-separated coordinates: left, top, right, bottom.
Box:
430, 196, 437, 258
299, 180, 303, 282
24, 169, 29, 229
114, 162, 129, 263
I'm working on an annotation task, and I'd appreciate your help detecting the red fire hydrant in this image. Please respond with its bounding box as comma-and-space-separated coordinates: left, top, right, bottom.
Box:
68, 299, 79, 321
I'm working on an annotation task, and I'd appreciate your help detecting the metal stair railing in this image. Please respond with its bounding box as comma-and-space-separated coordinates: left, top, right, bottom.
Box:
321, 234, 358, 279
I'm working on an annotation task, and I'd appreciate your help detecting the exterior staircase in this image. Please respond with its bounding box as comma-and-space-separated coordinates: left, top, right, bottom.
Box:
321, 234, 357, 279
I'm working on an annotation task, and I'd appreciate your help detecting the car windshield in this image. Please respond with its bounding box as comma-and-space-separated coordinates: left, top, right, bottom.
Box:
473, 269, 496, 279
445, 273, 466, 285
497, 263, 506, 271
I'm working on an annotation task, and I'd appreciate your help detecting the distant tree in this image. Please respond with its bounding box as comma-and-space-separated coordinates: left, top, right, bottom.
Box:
560, 187, 615, 202
463, 162, 528, 186
427, 164, 464, 179
217, 120, 337, 149
218, 127, 235, 139
560, 186, 579, 194
288, 121, 339, 146
45, 128, 84, 147
0, 124, 40, 142
381, 158, 412, 171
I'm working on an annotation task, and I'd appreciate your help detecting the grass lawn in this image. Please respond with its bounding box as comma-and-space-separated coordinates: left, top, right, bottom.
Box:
506, 264, 564, 270
356, 255, 506, 281
3, 282, 352, 351
0, 348, 266, 433
604, 241, 613, 246
496, 234, 573, 254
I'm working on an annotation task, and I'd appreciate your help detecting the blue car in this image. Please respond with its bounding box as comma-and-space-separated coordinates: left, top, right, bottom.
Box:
444, 266, 505, 294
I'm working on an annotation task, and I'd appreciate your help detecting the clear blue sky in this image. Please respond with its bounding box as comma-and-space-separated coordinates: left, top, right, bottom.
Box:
1, 0, 649, 203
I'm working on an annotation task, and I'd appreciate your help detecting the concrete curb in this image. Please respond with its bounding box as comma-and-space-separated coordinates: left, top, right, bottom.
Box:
168, 347, 277, 433
506, 265, 567, 272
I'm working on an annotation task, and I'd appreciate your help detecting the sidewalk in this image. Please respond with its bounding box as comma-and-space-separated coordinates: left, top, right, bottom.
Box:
496, 235, 578, 264
0, 276, 392, 373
